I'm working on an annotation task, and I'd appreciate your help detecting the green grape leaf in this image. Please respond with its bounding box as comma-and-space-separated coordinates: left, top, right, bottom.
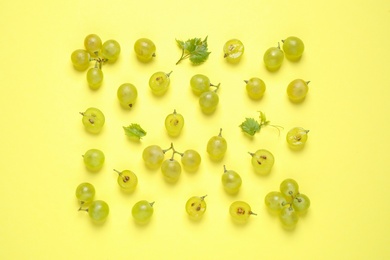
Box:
123, 124, 147, 140
176, 36, 210, 65
239, 118, 261, 136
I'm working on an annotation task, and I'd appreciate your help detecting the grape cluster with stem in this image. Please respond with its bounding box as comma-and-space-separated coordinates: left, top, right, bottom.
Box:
76, 182, 109, 223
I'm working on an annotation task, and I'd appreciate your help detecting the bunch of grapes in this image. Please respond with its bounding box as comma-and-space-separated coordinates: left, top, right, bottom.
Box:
190, 74, 221, 114
76, 182, 109, 223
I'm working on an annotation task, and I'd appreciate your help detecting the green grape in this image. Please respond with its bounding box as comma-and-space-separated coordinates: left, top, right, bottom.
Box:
149, 71, 172, 95
282, 36, 304, 61
80, 107, 105, 134
134, 38, 156, 62
223, 39, 244, 63
142, 145, 165, 169
100, 39, 121, 62
279, 206, 298, 229
287, 79, 309, 102
190, 74, 211, 95
292, 193, 310, 214
280, 179, 299, 203
84, 34, 102, 56
75, 182, 95, 204
221, 165, 242, 194
180, 149, 201, 172
117, 83, 138, 109
83, 148, 105, 172
245, 78, 266, 100
161, 158, 181, 183
132, 200, 154, 224
207, 128, 227, 161
199, 90, 219, 114
229, 201, 256, 223
114, 169, 138, 192
165, 109, 184, 137
71, 49, 90, 71
86, 67, 104, 90
263, 43, 284, 71
286, 127, 309, 150
185, 195, 207, 219
87, 200, 109, 223
264, 191, 288, 213
248, 149, 274, 175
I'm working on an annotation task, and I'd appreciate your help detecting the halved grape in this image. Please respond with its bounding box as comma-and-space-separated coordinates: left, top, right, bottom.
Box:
114, 169, 138, 192
80, 107, 105, 134
165, 109, 184, 137
229, 201, 256, 223
149, 71, 172, 95
249, 149, 274, 175
286, 127, 309, 150
223, 39, 244, 63
185, 195, 207, 219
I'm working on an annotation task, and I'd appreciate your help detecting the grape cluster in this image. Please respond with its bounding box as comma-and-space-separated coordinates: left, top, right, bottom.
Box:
190, 74, 221, 114
76, 182, 109, 223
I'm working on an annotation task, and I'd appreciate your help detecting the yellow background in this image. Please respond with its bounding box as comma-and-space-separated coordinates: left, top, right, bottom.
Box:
1, 0, 389, 259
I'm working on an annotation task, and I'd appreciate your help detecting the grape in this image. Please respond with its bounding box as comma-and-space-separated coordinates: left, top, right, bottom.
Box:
132, 200, 154, 224
263, 43, 284, 71
165, 109, 184, 137
83, 148, 105, 172
185, 195, 207, 219
245, 78, 266, 100
117, 83, 138, 109
180, 149, 201, 172
86, 67, 104, 90
134, 38, 156, 62
84, 34, 102, 56
286, 127, 309, 150
279, 206, 298, 229
287, 79, 309, 102
71, 49, 90, 71
282, 36, 304, 61
280, 179, 299, 203
190, 74, 211, 95
207, 128, 227, 161
75, 182, 95, 204
149, 71, 172, 95
229, 201, 256, 223
264, 191, 288, 213
114, 169, 138, 192
87, 200, 109, 223
248, 149, 274, 175
292, 193, 310, 214
199, 90, 219, 114
100, 39, 121, 62
80, 107, 105, 134
223, 39, 244, 63
161, 158, 181, 183
142, 145, 165, 169
221, 165, 242, 194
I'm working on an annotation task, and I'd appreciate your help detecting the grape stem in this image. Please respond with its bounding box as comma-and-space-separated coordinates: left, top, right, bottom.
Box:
210, 83, 221, 92
176, 49, 190, 65
164, 143, 183, 160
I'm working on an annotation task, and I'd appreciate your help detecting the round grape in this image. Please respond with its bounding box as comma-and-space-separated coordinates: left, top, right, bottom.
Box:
161, 158, 181, 183
286, 127, 309, 150
101, 39, 121, 62
84, 34, 102, 56
207, 128, 227, 161
80, 107, 105, 134
190, 74, 211, 95
117, 83, 138, 109
263, 43, 284, 71
165, 109, 184, 137
185, 195, 207, 219
149, 71, 172, 95
142, 145, 165, 169
71, 49, 90, 71
180, 149, 201, 172
249, 149, 274, 175
221, 165, 242, 194
223, 39, 244, 63
264, 191, 288, 213
87, 200, 109, 223
132, 200, 154, 224
245, 78, 266, 100
280, 179, 299, 203
134, 38, 156, 62
199, 90, 219, 114
229, 201, 256, 223
86, 67, 103, 90
282, 36, 304, 61
292, 193, 310, 215
114, 169, 138, 192
279, 206, 298, 229
287, 79, 309, 102
75, 182, 95, 204
83, 148, 105, 172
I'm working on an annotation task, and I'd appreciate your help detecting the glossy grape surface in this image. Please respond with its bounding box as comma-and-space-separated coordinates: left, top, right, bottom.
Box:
71, 49, 90, 71
190, 74, 210, 95
181, 149, 201, 172
263, 44, 284, 71
132, 200, 154, 224
117, 83, 138, 109
86, 67, 103, 90
161, 159, 181, 183
207, 129, 227, 161
282, 36, 304, 61
199, 91, 219, 114
101, 39, 121, 62
88, 200, 109, 223
84, 34, 102, 55
83, 148, 105, 172
134, 38, 156, 62
75, 182, 95, 204
245, 78, 266, 99
221, 166, 242, 194
142, 145, 165, 169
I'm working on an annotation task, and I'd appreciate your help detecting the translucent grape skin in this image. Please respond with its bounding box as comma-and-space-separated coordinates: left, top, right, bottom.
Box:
264, 191, 288, 213
165, 109, 184, 137
185, 195, 207, 219
161, 158, 182, 183
286, 127, 309, 150
132, 200, 154, 224
282, 36, 304, 61
86, 200, 109, 223
80, 107, 105, 134
149, 71, 172, 96
134, 38, 156, 62
71, 49, 90, 71
223, 39, 244, 63
190, 74, 211, 96
280, 179, 299, 203
114, 169, 138, 192
249, 149, 275, 175
180, 149, 201, 172
279, 206, 298, 229
287, 79, 310, 103
207, 128, 227, 161
229, 201, 256, 223
199, 89, 219, 114
100, 39, 121, 63
245, 78, 266, 100
142, 145, 165, 170
263, 43, 284, 71
75, 182, 95, 205
292, 193, 310, 215
221, 165, 242, 194
84, 34, 102, 56
117, 83, 138, 109
86, 67, 104, 90
83, 148, 105, 172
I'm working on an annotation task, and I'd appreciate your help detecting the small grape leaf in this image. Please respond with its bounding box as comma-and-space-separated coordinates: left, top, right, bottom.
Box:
176, 36, 210, 65
239, 118, 261, 136
123, 124, 147, 140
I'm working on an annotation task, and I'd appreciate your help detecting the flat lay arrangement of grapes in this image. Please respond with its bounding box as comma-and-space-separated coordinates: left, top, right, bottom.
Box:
72, 34, 311, 229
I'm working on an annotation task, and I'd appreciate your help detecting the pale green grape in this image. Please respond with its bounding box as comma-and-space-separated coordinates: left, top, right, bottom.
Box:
264, 191, 288, 213
282, 36, 304, 61
286, 127, 309, 150
142, 145, 165, 169
199, 90, 219, 114
88, 200, 109, 223
287, 79, 309, 102
245, 78, 266, 100
80, 107, 105, 134
101, 39, 121, 62
132, 200, 154, 224
292, 193, 310, 214
207, 128, 227, 161
263, 43, 284, 71
165, 109, 184, 137
223, 39, 244, 63
190, 74, 211, 95
117, 83, 138, 109
279, 206, 298, 229
83, 148, 105, 172
86, 67, 104, 90
229, 201, 256, 223
71, 49, 90, 71
149, 71, 172, 95
84, 34, 102, 56
114, 169, 138, 192
280, 179, 299, 202
221, 165, 242, 194
134, 38, 156, 62
185, 195, 207, 219
249, 149, 274, 175
161, 158, 181, 183
181, 149, 201, 172
75, 182, 95, 204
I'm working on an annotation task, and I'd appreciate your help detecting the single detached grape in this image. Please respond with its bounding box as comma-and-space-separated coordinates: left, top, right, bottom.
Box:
185, 195, 207, 219
134, 38, 156, 62
84, 34, 102, 56
223, 39, 244, 63
287, 79, 310, 102
83, 148, 105, 172
280, 179, 299, 203
86, 67, 104, 90
180, 149, 201, 172
292, 193, 310, 215
71, 49, 90, 71
149, 71, 172, 95
100, 39, 120, 62
199, 88, 219, 114
80, 107, 105, 134
221, 165, 242, 194
161, 158, 181, 183
132, 200, 154, 224
263, 43, 284, 71
207, 128, 227, 161
248, 149, 274, 175
282, 36, 304, 61
114, 169, 138, 192
279, 206, 298, 229
165, 109, 184, 137
87, 200, 109, 223
286, 127, 309, 150
190, 74, 211, 96
117, 83, 138, 109
142, 145, 165, 169
75, 182, 95, 204
264, 191, 288, 213
245, 78, 266, 100
229, 201, 256, 223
